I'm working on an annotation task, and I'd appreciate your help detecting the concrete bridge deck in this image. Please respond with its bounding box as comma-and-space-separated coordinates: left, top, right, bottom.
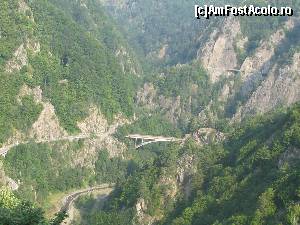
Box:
125, 134, 184, 148
0, 132, 185, 156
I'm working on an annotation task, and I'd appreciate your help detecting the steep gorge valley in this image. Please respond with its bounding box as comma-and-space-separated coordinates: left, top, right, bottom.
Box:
0, 0, 299, 224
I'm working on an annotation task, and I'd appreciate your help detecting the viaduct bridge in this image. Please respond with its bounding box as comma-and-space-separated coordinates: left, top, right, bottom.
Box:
125, 134, 184, 148
0, 133, 185, 157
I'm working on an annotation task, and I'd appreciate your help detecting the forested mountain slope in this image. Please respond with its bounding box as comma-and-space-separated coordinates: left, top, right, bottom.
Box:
0, 0, 140, 221
100, 0, 215, 67
125, 1, 300, 133
73, 1, 300, 225
0, 0, 137, 140
0, 0, 299, 224
77, 104, 300, 225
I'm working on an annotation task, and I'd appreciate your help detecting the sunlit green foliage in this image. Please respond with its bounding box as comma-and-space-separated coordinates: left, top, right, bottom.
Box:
4, 142, 91, 202
0, 0, 42, 144
0, 0, 32, 67
164, 105, 300, 225
3, 142, 128, 206
0, 72, 42, 144
81, 105, 300, 225
0, 0, 136, 137
0, 188, 66, 225
27, 0, 135, 132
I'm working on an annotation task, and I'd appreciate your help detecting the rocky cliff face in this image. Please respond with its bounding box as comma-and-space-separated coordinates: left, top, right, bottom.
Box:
234, 52, 300, 121
230, 18, 300, 121
189, 128, 225, 146
5, 0, 39, 73
135, 16, 300, 130
5, 36, 40, 74
0, 161, 19, 191
195, 16, 300, 124
198, 17, 242, 83
136, 82, 192, 125
74, 107, 128, 168
134, 153, 197, 225
1, 0, 135, 187
1, 82, 127, 170
136, 83, 158, 110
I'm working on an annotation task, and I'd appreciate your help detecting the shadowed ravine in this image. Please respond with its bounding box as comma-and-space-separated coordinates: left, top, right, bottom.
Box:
60, 184, 115, 225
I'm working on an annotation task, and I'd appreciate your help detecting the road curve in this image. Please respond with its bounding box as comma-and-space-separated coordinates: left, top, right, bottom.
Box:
60, 184, 115, 224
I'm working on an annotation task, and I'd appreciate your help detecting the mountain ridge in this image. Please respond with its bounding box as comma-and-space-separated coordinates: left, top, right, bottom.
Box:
0, 0, 299, 224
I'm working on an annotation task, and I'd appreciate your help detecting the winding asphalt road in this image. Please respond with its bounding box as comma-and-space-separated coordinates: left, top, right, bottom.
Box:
0, 123, 120, 157
60, 184, 115, 224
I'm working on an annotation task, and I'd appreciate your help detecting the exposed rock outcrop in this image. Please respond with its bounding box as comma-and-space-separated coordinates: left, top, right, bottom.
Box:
135, 198, 155, 225
0, 161, 19, 191
116, 46, 140, 76
73, 107, 128, 168
77, 107, 108, 135
158, 95, 183, 124
158, 45, 168, 59
136, 83, 158, 110
5, 44, 28, 73
5, 39, 40, 74
18, 0, 34, 21
198, 17, 242, 83
17, 85, 43, 104
196, 17, 299, 125
197, 100, 218, 127
236, 18, 297, 101
30, 102, 68, 141
134, 153, 197, 225
241, 18, 296, 82
176, 154, 197, 199
279, 147, 300, 167
5, 0, 38, 73
18, 85, 69, 141
218, 81, 235, 103
136, 82, 191, 124
233, 52, 300, 122
3, 84, 128, 171
1, 85, 66, 148
190, 128, 225, 146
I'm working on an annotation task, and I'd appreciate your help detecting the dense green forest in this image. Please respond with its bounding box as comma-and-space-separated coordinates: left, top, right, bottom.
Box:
102, 0, 212, 67
0, 0, 137, 138
0, 0, 42, 144
0, 0, 138, 221
1, 114, 181, 214
165, 105, 300, 225
3, 142, 127, 205
76, 105, 300, 225
1, 0, 300, 224
28, 0, 136, 132
48, 0, 141, 76
102, 0, 298, 68
0, 188, 66, 225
